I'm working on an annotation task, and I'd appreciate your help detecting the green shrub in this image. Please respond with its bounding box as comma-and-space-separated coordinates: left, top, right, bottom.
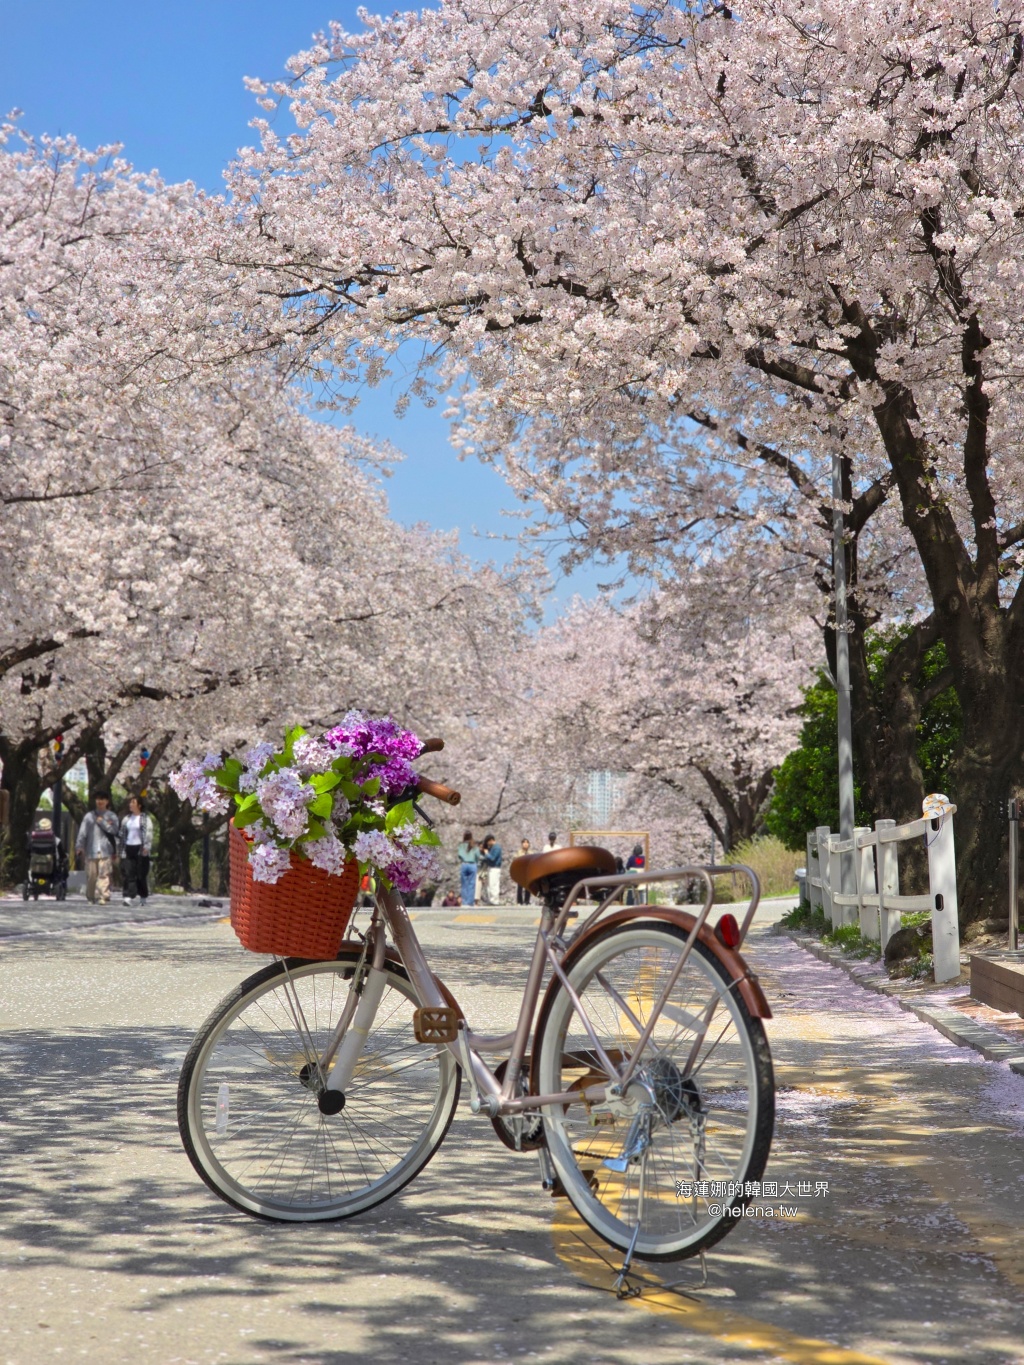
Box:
728, 834, 801, 899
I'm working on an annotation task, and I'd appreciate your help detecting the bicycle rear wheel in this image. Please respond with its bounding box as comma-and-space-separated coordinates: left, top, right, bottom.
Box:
534, 920, 773, 1261
178, 953, 461, 1221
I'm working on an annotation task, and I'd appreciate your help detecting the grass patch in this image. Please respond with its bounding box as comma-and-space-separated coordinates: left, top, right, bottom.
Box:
822, 922, 882, 959
900, 910, 931, 929
780, 899, 827, 933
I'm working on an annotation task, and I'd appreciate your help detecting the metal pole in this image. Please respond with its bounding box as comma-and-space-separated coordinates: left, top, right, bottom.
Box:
52, 779, 62, 851
1010, 799, 1019, 952
202, 831, 211, 893
833, 451, 856, 893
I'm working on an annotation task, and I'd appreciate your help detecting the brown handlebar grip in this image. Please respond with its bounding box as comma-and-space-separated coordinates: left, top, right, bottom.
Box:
419, 737, 445, 754
416, 776, 461, 806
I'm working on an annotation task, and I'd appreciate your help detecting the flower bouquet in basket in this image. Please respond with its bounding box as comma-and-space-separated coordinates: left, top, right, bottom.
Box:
170, 712, 442, 959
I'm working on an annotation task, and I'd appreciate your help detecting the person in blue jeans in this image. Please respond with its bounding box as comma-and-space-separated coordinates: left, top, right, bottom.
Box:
457, 830, 479, 906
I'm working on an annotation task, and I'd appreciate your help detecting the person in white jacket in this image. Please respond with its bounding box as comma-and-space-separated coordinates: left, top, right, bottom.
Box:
118, 794, 155, 906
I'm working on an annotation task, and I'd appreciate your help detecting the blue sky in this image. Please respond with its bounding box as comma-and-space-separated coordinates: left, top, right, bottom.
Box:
2, 1, 620, 606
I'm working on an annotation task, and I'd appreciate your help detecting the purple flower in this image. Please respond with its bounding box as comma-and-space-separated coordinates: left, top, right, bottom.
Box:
248, 843, 292, 884
385, 843, 442, 895
353, 828, 395, 867
256, 767, 314, 840
324, 711, 421, 797
169, 759, 230, 815
307, 828, 349, 876
292, 735, 336, 775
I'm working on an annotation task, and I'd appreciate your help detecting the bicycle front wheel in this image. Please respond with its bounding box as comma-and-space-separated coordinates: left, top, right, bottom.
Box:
535, 920, 773, 1261
178, 953, 461, 1221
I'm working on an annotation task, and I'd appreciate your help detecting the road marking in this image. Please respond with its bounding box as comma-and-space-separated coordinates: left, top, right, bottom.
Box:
550, 1206, 895, 1365
452, 913, 497, 924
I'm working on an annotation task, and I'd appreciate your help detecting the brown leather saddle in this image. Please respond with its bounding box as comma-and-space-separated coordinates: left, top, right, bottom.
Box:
509, 845, 618, 900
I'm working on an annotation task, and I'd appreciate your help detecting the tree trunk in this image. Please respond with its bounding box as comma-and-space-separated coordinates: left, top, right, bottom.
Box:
149, 786, 200, 890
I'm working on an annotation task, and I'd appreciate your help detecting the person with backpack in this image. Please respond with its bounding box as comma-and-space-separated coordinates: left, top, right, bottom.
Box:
625, 842, 647, 906
75, 790, 120, 905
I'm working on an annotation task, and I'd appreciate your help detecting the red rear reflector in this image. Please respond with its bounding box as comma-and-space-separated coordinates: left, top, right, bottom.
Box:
715, 913, 741, 949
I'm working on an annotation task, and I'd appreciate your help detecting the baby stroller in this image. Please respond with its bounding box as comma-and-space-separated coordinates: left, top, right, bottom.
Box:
22, 817, 69, 901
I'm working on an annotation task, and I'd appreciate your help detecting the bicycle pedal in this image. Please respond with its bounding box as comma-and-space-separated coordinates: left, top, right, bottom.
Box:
413, 1006, 460, 1044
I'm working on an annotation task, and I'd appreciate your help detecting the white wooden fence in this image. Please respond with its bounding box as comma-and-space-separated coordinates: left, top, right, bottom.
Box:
805, 807, 961, 983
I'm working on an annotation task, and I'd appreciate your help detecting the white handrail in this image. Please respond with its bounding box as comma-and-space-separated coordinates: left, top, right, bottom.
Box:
804, 806, 960, 984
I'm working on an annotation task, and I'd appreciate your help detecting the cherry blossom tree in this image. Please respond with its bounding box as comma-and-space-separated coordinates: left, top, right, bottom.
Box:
207, 1, 1024, 916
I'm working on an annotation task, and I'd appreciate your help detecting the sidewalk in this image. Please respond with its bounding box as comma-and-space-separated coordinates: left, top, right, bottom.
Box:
781, 925, 1024, 1076
0, 889, 225, 939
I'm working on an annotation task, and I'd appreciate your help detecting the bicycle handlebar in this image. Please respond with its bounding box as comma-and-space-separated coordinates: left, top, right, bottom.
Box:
419, 737, 445, 755
415, 776, 461, 806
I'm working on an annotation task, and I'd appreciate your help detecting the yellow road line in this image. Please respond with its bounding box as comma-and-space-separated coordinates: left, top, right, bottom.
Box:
452, 913, 497, 924
550, 1207, 895, 1365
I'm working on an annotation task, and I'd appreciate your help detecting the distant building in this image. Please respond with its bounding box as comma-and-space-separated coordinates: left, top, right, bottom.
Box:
568, 770, 628, 829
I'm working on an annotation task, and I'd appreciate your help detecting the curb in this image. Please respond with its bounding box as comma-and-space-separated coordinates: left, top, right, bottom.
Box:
780, 928, 1024, 1077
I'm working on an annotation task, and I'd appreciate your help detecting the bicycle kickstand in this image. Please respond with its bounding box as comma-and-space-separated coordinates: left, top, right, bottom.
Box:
611, 1145, 709, 1301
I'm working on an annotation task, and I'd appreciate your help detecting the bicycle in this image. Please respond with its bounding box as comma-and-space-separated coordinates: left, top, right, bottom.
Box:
177, 743, 775, 1289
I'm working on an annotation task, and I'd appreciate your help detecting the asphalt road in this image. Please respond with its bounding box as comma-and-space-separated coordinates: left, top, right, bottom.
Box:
0, 897, 1022, 1365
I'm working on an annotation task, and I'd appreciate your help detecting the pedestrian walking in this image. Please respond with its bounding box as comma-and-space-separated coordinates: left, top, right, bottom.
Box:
119, 795, 154, 907
480, 833, 503, 905
456, 830, 479, 906
515, 838, 532, 904
75, 790, 120, 905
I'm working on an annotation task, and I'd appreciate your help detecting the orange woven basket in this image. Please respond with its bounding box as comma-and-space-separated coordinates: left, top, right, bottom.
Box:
229, 821, 360, 959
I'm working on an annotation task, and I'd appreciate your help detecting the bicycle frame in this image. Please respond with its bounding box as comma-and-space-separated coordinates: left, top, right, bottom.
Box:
312, 862, 764, 1118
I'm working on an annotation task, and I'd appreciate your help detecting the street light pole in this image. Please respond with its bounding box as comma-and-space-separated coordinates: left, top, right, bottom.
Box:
833, 452, 856, 892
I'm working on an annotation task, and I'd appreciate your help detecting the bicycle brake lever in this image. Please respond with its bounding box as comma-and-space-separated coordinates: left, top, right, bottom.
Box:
412, 800, 434, 827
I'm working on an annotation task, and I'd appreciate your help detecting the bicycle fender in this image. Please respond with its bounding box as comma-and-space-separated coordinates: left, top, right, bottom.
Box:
557, 908, 772, 1020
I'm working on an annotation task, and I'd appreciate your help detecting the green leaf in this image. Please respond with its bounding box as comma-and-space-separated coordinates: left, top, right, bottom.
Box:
233, 806, 263, 829
282, 725, 306, 764
362, 777, 381, 797
308, 793, 333, 819
338, 779, 360, 801
310, 771, 342, 794
304, 817, 327, 842
413, 825, 441, 847
385, 799, 415, 833
235, 792, 259, 813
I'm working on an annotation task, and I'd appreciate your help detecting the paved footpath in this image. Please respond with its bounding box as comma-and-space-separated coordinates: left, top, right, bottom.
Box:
0, 899, 1022, 1365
